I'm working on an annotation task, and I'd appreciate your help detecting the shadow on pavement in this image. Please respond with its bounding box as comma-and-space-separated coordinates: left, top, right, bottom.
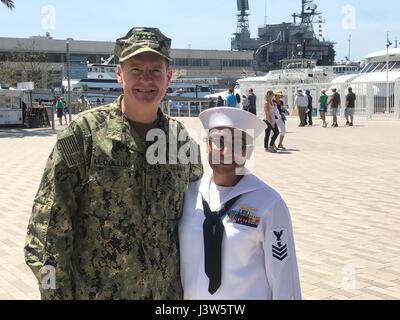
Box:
264, 149, 300, 154
0, 127, 57, 138
282, 148, 300, 152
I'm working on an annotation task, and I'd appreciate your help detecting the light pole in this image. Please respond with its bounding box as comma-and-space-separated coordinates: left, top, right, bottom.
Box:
386, 32, 392, 113
66, 38, 72, 122
348, 34, 351, 62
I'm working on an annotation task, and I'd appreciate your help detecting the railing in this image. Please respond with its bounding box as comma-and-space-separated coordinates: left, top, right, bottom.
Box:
160, 96, 215, 117
238, 81, 400, 120
28, 82, 400, 121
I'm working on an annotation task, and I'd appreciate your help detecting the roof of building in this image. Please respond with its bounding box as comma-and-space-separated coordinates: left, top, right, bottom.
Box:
364, 48, 400, 60
0, 36, 253, 60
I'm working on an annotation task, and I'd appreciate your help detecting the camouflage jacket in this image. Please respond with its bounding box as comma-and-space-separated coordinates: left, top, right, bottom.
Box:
24, 97, 203, 300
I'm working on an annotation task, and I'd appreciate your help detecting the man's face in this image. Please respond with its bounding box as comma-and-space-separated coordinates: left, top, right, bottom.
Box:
207, 128, 249, 175
116, 52, 172, 110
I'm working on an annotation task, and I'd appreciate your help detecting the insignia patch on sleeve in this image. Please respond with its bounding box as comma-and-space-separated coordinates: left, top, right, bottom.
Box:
58, 133, 84, 168
272, 229, 289, 261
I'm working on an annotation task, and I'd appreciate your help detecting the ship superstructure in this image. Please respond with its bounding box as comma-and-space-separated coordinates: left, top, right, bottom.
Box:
231, 0, 336, 72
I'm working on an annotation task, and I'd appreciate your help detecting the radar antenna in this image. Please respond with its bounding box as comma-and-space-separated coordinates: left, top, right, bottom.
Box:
292, 0, 321, 28
235, 0, 250, 35
231, 0, 257, 50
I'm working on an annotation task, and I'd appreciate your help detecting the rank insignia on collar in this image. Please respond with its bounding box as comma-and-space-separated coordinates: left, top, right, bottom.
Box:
226, 204, 260, 228
272, 229, 289, 261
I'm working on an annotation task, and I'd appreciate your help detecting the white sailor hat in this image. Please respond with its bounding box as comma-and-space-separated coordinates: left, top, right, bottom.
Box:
199, 107, 267, 140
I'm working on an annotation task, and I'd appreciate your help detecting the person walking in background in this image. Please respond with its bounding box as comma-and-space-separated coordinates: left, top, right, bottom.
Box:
78, 95, 90, 113
263, 90, 280, 153
345, 87, 356, 126
247, 88, 257, 115
208, 98, 216, 108
62, 98, 69, 125
305, 90, 313, 126
329, 88, 341, 127
242, 93, 249, 111
55, 96, 64, 125
51, 96, 57, 109
21, 100, 27, 126
294, 88, 308, 127
318, 88, 328, 128
235, 93, 242, 109
274, 90, 287, 150
216, 95, 224, 107
37, 98, 44, 108
225, 89, 237, 107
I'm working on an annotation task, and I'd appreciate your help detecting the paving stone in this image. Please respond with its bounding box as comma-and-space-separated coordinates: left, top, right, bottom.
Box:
1, 117, 400, 299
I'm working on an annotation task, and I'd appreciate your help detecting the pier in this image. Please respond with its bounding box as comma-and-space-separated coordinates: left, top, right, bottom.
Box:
1, 115, 400, 299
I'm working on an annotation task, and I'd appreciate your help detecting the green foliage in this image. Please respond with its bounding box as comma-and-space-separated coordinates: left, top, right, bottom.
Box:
1, 0, 15, 9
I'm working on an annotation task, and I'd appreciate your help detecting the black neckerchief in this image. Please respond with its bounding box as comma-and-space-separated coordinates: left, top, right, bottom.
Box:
201, 194, 241, 294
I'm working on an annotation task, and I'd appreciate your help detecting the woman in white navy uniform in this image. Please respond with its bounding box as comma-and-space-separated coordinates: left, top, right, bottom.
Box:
179, 107, 301, 300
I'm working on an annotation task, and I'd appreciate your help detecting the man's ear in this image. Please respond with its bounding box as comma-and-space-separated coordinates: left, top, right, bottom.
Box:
116, 64, 123, 84
166, 67, 173, 84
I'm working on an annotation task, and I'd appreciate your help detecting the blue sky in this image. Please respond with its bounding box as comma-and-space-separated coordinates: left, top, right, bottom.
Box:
1, 0, 399, 61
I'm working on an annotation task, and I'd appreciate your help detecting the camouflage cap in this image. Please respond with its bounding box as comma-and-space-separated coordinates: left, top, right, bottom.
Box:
115, 27, 172, 63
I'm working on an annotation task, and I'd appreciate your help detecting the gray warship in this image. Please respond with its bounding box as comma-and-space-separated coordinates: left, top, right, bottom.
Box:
231, 0, 336, 73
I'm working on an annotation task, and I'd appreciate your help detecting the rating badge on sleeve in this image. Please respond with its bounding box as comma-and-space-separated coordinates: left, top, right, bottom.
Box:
272, 229, 289, 261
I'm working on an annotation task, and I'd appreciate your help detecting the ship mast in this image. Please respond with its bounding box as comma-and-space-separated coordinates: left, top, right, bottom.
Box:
292, 0, 321, 30
231, 0, 257, 51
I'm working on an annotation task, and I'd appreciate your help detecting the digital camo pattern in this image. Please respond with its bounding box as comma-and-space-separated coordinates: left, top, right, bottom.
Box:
115, 27, 172, 63
24, 97, 203, 299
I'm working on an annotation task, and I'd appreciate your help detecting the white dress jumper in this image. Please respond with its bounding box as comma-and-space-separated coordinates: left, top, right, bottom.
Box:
179, 170, 302, 300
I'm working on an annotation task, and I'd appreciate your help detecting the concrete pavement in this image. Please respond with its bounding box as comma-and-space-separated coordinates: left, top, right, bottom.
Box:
1, 115, 400, 300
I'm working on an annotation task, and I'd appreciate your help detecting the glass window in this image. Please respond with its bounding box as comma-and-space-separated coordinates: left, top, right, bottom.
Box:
364, 63, 379, 73
360, 63, 370, 73
390, 61, 400, 71
372, 62, 384, 72
388, 61, 397, 70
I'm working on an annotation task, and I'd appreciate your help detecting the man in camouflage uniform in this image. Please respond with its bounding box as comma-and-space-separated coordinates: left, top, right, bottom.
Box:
24, 27, 203, 300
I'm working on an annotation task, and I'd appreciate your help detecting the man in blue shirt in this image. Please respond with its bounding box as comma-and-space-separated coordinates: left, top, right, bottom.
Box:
225, 89, 237, 107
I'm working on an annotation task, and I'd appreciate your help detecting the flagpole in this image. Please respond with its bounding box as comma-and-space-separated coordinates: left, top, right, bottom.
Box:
385, 32, 392, 113
386, 32, 391, 113
387, 33, 389, 83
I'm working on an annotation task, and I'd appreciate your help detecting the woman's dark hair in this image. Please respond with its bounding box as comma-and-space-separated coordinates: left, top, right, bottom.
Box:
236, 93, 241, 103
